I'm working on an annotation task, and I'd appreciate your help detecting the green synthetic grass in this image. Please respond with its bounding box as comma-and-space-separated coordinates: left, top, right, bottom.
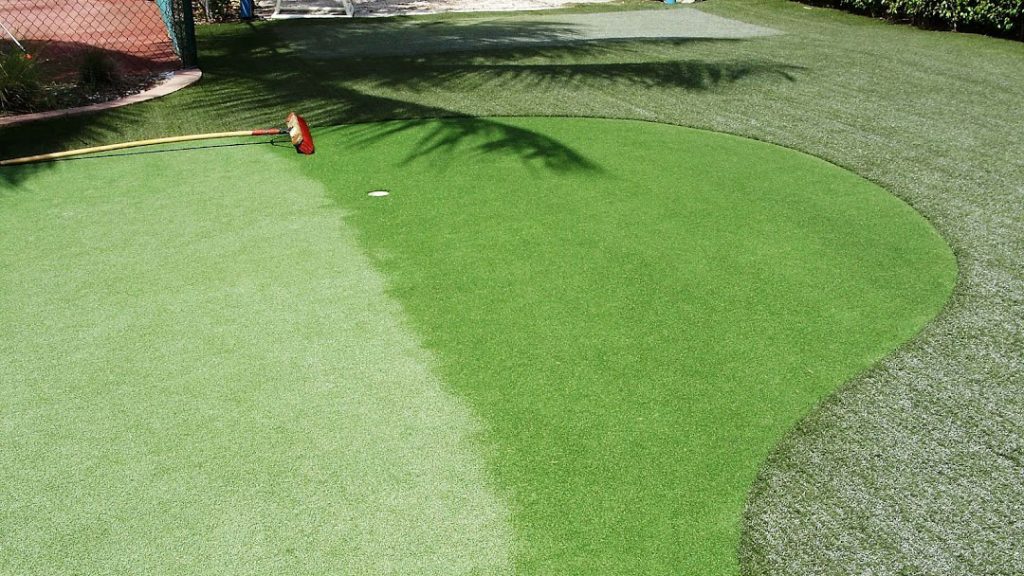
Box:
2, 1, 1023, 574
307, 118, 954, 574
274, 8, 777, 58
0, 145, 514, 575
1, 116, 954, 574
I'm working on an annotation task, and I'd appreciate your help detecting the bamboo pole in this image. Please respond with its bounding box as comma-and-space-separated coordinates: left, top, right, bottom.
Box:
0, 130, 279, 167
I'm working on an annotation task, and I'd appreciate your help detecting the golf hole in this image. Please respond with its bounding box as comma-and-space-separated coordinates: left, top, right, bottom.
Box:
368, 190, 390, 197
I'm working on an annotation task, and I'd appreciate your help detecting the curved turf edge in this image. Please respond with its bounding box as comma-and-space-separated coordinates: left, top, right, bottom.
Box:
303, 116, 956, 575
0, 116, 955, 576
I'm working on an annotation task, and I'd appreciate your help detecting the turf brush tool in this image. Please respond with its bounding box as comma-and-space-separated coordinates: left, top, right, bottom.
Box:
0, 113, 315, 166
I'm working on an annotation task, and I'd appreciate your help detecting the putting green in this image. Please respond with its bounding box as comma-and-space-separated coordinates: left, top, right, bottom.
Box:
0, 117, 954, 575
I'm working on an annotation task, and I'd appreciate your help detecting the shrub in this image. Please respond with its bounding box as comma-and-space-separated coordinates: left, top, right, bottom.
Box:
196, 0, 239, 22
800, 0, 1024, 39
78, 49, 122, 91
0, 49, 46, 113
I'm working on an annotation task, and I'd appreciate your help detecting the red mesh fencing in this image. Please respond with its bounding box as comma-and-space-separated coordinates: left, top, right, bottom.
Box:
0, 0, 182, 81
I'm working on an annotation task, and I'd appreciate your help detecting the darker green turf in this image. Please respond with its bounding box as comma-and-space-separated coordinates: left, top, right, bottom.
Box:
303, 117, 954, 574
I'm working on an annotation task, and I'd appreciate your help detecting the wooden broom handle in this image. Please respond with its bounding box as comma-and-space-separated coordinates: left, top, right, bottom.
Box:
0, 129, 285, 167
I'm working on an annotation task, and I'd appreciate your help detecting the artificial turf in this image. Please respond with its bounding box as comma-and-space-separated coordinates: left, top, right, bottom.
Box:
2, 0, 1023, 574
308, 118, 954, 574
0, 144, 515, 575
1, 116, 953, 574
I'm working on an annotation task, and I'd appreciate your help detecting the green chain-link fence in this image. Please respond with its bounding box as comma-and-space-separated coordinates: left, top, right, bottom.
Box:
156, 0, 199, 68
0, 0, 197, 73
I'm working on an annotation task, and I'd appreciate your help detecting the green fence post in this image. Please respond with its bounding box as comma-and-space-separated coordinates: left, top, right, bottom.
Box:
156, 0, 198, 68
177, 0, 197, 67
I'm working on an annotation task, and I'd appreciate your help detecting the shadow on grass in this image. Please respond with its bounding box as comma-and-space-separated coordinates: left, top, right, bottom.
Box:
272, 17, 597, 58
342, 117, 600, 172
187, 21, 801, 167
0, 109, 139, 186
2, 17, 804, 184
360, 58, 802, 92
271, 8, 777, 58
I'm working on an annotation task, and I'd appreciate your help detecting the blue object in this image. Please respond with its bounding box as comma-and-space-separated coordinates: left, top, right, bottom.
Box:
240, 0, 255, 19
664, 0, 676, 4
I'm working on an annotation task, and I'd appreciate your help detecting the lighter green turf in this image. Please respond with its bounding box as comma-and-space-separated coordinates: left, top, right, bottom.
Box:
276, 8, 777, 58
0, 145, 514, 576
1, 117, 952, 574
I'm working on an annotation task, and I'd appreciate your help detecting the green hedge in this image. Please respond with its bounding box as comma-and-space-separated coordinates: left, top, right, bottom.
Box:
800, 0, 1024, 39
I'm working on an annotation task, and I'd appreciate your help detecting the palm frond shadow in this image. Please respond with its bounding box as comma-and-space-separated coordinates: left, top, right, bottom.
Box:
185, 22, 803, 172
343, 118, 601, 172
275, 17, 594, 58
2, 18, 806, 184
183, 23, 626, 172
359, 58, 804, 93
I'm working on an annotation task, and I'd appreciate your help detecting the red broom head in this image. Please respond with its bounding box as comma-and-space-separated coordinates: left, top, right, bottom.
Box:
286, 112, 315, 155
